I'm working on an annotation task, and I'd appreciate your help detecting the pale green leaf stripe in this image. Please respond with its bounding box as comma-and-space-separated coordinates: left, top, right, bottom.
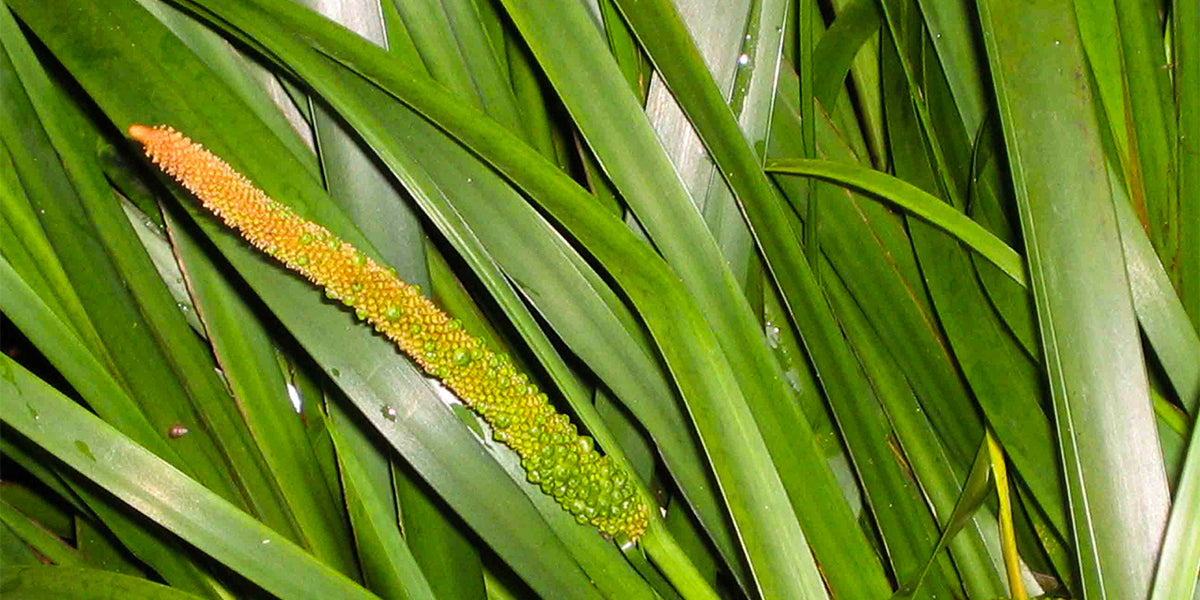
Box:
0, 356, 380, 600
765, 158, 1026, 286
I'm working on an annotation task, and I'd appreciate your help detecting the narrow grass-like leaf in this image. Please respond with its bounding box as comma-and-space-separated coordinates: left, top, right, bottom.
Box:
1148, 408, 1200, 600
773, 67, 984, 473
1112, 174, 1200, 414
825, 0, 887, 167
0, 566, 211, 600
4, 5, 297, 535
0, 143, 105, 364
1178, 0, 1200, 329
165, 207, 360, 576
0, 358, 381, 600
602, 0, 907, 594
2, 440, 221, 597
821, 264, 1000, 597
326, 402, 438, 600
896, 438, 993, 599
913, 0, 988, 137
598, 0, 651, 103
0, 259, 231, 597
810, 271, 963, 600
766, 158, 1025, 285
987, 433, 1030, 600
0, 499, 84, 567
883, 31, 1063, 589
1109, 0, 1178, 278
0, 12, 239, 499
812, 0, 881, 111
131, 0, 319, 178
0, 483, 73, 541
977, 2, 1171, 596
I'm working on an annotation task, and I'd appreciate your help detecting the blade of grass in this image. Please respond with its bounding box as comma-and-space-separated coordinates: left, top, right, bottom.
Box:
825, 0, 887, 167
0, 482, 74, 541
1112, 171, 1200, 414
987, 432, 1030, 600
5, 5, 318, 545
132, 0, 319, 178
1108, 0, 1179, 281
977, 2, 1172, 597
0, 145, 105, 367
0, 12, 244, 502
1, 438, 222, 597
0, 356, 381, 600
598, 0, 651, 103
808, 275, 964, 600
0, 498, 85, 567
1177, 0, 1200, 329
773, 66, 984, 475
765, 158, 1025, 285
813, 0, 881, 112
883, 27, 1051, 594
1148, 404, 1200, 600
0, 566, 211, 600
773, 129, 1199, 424
164, 207, 360, 577
599, 0, 903, 593
325, 400, 439, 600
822, 264, 1009, 600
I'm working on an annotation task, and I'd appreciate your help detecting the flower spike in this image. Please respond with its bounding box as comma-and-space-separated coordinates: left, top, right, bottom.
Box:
129, 124, 648, 540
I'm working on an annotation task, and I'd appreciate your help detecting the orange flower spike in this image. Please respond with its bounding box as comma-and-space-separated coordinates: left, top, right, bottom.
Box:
128, 124, 648, 540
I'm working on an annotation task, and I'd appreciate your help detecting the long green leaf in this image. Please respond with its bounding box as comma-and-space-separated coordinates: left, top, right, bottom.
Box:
977, 2, 1171, 597
1177, 0, 1200, 330
164, 207, 360, 576
1112, 176, 1200, 415
0, 566, 209, 600
5, 5, 310, 549
1149, 407, 1200, 600
765, 158, 1026, 286
0, 356, 381, 600
0, 499, 84, 568
0, 7, 244, 504
325, 401, 438, 600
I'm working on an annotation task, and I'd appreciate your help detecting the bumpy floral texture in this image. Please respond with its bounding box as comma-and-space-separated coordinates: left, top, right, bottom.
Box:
129, 124, 648, 540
